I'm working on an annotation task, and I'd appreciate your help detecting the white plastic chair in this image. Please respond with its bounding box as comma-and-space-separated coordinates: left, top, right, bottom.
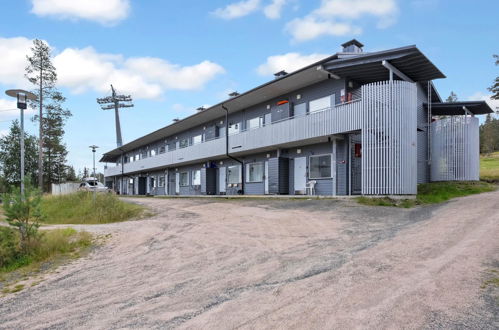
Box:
306, 180, 317, 195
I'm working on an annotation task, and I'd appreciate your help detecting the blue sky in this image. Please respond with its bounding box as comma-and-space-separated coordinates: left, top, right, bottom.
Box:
0, 0, 497, 174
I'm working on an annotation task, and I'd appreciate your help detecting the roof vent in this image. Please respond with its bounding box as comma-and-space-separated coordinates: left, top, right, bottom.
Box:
172, 118, 180, 123
274, 70, 288, 78
228, 91, 239, 97
341, 39, 364, 53
196, 106, 206, 112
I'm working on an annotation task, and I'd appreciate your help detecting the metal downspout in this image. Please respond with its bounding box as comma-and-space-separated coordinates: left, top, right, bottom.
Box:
222, 105, 245, 194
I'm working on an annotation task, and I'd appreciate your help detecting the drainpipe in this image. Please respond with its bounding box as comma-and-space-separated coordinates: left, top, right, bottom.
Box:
222, 104, 245, 194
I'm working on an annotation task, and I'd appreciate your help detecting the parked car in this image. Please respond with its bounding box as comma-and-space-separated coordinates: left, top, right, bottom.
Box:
78, 177, 112, 193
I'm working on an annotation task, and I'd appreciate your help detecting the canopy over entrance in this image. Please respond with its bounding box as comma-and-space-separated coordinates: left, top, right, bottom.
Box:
426, 101, 494, 116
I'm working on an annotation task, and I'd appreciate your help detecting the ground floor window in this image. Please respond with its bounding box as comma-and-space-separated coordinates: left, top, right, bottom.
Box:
246, 162, 264, 182
159, 176, 165, 187
227, 165, 241, 184
192, 170, 201, 185
309, 154, 332, 179
179, 172, 189, 186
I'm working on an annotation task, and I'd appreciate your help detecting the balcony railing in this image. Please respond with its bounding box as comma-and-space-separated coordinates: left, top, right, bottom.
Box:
104, 99, 363, 177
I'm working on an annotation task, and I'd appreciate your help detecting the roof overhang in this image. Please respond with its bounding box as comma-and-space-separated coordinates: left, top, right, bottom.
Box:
426, 101, 494, 116
323, 45, 445, 84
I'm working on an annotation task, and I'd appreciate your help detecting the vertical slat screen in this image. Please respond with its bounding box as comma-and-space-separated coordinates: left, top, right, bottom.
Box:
361, 81, 417, 195
430, 116, 479, 181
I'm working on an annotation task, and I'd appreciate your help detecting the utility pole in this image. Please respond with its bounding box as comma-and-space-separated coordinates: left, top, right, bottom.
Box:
97, 85, 133, 148
5, 89, 37, 197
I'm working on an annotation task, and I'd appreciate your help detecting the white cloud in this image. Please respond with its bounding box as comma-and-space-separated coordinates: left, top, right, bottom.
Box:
263, 0, 287, 19
286, 0, 398, 42
286, 17, 361, 42
0, 37, 33, 88
257, 52, 328, 76
468, 92, 499, 113
212, 0, 261, 19
31, 0, 130, 25
0, 37, 226, 100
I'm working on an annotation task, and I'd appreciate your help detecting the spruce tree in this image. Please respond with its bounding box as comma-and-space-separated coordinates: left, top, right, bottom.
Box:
489, 55, 498, 100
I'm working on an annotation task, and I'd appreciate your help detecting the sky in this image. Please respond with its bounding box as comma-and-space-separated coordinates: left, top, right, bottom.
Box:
0, 0, 498, 174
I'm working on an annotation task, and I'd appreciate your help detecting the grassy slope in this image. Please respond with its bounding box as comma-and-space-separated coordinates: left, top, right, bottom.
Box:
357, 181, 496, 208
480, 152, 499, 182
41, 192, 146, 224
0, 227, 91, 279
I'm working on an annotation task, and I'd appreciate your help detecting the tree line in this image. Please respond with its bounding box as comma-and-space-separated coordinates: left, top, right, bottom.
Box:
480, 54, 499, 154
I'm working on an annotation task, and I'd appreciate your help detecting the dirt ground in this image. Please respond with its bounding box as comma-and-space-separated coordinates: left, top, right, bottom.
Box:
0, 192, 498, 329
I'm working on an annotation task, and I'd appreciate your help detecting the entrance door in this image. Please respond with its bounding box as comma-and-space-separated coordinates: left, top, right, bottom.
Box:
175, 172, 180, 194
294, 157, 307, 194
138, 177, 147, 195
219, 167, 226, 194
264, 161, 269, 194
350, 135, 362, 195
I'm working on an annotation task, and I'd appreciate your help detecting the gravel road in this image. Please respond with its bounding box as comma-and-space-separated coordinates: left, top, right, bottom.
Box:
0, 192, 498, 329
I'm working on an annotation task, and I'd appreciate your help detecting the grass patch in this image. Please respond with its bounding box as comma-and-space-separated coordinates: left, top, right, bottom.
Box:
357, 181, 496, 208
40, 191, 146, 224
480, 152, 499, 182
0, 227, 92, 274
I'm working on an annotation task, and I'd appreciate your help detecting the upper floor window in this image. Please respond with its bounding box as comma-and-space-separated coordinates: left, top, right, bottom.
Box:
159, 146, 166, 154
309, 95, 332, 113
309, 154, 332, 179
192, 170, 201, 185
150, 149, 156, 157
228, 122, 240, 135
247, 117, 263, 130
192, 134, 203, 145
179, 138, 189, 149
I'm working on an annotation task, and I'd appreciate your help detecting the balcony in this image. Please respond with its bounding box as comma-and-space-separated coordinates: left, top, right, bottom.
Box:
104, 99, 363, 177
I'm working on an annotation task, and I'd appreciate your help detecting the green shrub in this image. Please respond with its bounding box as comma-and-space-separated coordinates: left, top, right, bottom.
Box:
2, 182, 43, 253
0, 227, 21, 269
41, 191, 145, 224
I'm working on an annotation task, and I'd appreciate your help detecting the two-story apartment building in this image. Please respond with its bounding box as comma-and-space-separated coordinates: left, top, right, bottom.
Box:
100, 40, 493, 196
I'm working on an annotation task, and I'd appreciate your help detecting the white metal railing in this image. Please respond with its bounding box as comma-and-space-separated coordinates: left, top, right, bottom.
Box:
104, 100, 363, 177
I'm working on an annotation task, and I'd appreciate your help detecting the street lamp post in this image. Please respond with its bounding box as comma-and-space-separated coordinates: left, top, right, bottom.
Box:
5, 89, 37, 197
89, 145, 99, 203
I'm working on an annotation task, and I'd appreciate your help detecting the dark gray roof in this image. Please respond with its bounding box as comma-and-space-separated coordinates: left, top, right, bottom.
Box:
426, 101, 494, 116
100, 44, 446, 163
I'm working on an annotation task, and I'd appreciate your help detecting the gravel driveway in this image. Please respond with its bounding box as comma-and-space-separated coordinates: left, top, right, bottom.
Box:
0, 192, 498, 329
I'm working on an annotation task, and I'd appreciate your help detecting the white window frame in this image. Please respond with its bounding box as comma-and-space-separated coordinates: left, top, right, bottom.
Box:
192, 169, 201, 186
192, 134, 203, 145
309, 95, 332, 113
227, 165, 241, 184
158, 176, 165, 187
309, 154, 333, 179
247, 117, 263, 130
179, 172, 189, 186
246, 162, 264, 183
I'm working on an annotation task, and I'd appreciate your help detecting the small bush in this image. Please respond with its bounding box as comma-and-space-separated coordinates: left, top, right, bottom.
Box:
40, 191, 145, 224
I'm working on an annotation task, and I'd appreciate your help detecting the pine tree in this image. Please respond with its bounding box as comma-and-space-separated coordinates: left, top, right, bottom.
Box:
25, 39, 72, 192
489, 55, 499, 100
446, 91, 458, 102
0, 120, 39, 186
